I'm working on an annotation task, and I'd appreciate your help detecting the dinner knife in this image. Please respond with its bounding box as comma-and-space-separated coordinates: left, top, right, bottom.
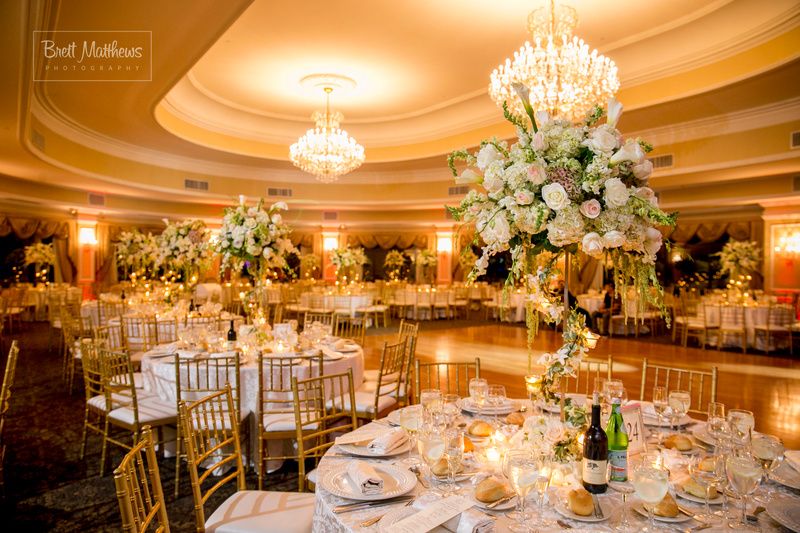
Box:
332, 495, 414, 514
591, 493, 604, 518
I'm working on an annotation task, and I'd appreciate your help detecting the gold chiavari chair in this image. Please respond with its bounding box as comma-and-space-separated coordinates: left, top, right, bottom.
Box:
1, 288, 25, 334
302, 311, 334, 330
95, 323, 127, 352
684, 302, 719, 349
333, 315, 366, 345
451, 286, 469, 319
353, 339, 406, 422
46, 293, 64, 352
0, 340, 20, 491
99, 300, 126, 326
362, 319, 418, 400
80, 340, 108, 460
122, 316, 159, 365
113, 426, 170, 533
256, 352, 322, 490
154, 318, 179, 344
754, 303, 793, 355
173, 354, 243, 498
180, 385, 315, 533
99, 348, 176, 476
294, 369, 358, 492
414, 357, 480, 400
185, 315, 218, 330
639, 359, 718, 417
563, 355, 614, 396
718, 304, 747, 354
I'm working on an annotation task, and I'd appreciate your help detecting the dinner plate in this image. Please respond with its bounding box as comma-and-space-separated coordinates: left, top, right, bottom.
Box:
554, 497, 611, 522
631, 500, 692, 523
386, 406, 419, 428
766, 494, 800, 532
690, 425, 717, 447
319, 463, 416, 501
470, 493, 516, 511
337, 439, 412, 458
459, 398, 515, 415
770, 461, 800, 490
675, 486, 723, 505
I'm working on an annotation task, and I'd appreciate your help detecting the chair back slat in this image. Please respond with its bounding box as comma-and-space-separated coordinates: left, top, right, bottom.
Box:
563, 355, 613, 396
414, 358, 480, 400
639, 358, 718, 416
333, 315, 366, 345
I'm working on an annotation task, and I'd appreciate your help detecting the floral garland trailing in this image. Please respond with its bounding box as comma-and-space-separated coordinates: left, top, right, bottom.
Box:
448, 84, 676, 399
383, 250, 407, 280
215, 197, 296, 278
330, 247, 368, 269
714, 240, 760, 281
24, 242, 56, 266
157, 219, 213, 282
116, 229, 158, 276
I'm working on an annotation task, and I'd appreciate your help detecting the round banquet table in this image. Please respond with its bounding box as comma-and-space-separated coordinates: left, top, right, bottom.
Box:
577, 293, 605, 315
312, 402, 796, 532
699, 303, 790, 351
300, 293, 371, 316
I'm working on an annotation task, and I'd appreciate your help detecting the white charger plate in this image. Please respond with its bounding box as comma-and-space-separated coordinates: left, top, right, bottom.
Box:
386, 406, 419, 428
319, 462, 416, 501
470, 493, 516, 511
766, 494, 800, 532
459, 398, 515, 415
675, 485, 723, 505
631, 500, 692, 523
337, 438, 412, 458
770, 461, 800, 490
554, 496, 612, 522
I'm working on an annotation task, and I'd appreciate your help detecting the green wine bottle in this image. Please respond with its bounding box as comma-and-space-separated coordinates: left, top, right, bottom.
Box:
606, 397, 628, 481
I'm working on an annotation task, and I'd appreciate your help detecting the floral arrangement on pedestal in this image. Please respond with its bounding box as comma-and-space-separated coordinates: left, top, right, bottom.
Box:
299, 254, 320, 279
715, 240, 760, 281
383, 250, 407, 280
156, 219, 213, 283
116, 229, 158, 279
410, 249, 438, 284
448, 85, 676, 404
330, 246, 367, 282
24, 242, 56, 285
215, 197, 296, 279
458, 247, 478, 273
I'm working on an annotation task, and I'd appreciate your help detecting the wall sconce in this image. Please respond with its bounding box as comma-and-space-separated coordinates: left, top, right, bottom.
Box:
323, 233, 339, 251
78, 226, 97, 245
774, 224, 800, 258
436, 232, 453, 253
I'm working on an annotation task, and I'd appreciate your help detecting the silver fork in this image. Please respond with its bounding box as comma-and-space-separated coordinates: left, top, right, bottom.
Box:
359, 499, 414, 527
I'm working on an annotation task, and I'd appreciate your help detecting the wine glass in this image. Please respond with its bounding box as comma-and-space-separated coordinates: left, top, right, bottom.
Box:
531, 453, 553, 529
688, 453, 724, 524
506, 451, 538, 533
443, 428, 464, 495
502, 449, 524, 523
707, 401, 728, 443
607, 461, 636, 532
469, 378, 488, 417
751, 434, 784, 502
417, 426, 445, 495
725, 454, 762, 531
441, 394, 460, 427
593, 377, 608, 416
399, 404, 421, 455
652, 386, 668, 445
631, 463, 670, 532
727, 409, 755, 446
420, 388, 442, 424
488, 385, 506, 424
668, 390, 690, 431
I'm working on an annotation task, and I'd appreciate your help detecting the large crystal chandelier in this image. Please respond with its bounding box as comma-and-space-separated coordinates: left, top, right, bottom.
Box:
489, 0, 620, 123
290, 80, 364, 183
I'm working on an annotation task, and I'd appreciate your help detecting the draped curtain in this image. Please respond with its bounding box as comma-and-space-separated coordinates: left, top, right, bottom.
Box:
665, 220, 762, 245
0, 216, 75, 282
289, 231, 315, 248
346, 233, 429, 250
95, 222, 117, 289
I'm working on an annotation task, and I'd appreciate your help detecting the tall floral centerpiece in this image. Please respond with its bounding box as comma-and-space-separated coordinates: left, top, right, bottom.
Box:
714, 240, 760, 298
24, 242, 56, 285
383, 250, 407, 281
448, 85, 675, 405
157, 219, 213, 285
412, 249, 438, 284
116, 229, 158, 281
330, 246, 367, 283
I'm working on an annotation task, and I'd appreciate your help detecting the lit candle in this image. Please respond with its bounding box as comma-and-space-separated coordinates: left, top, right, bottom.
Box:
486, 446, 501, 464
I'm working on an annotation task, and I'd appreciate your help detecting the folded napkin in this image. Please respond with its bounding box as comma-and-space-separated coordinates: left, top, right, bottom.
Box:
346, 461, 383, 495
412, 493, 494, 533
785, 450, 800, 472
177, 349, 202, 359
320, 347, 344, 360
334, 339, 357, 351
147, 342, 178, 356
367, 428, 407, 454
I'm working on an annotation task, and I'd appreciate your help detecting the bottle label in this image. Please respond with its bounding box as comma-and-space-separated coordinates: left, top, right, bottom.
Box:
608, 450, 627, 481
582, 458, 608, 485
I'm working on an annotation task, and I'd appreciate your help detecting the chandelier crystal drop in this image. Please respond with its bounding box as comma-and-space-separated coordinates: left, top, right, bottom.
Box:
489, 0, 620, 123
290, 87, 365, 183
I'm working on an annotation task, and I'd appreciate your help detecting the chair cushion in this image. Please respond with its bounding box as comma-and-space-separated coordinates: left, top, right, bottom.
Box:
205, 490, 315, 533
262, 412, 318, 432
361, 370, 400, 384
87, 389, 154, 412
108, 396, 176, 426
358, 380, 400, 396
344, 391, 398, 415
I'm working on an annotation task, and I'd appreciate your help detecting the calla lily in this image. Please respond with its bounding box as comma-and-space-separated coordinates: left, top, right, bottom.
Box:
609, 140, 645, 165
512, 82, 538, 132
162, 218, 170, 226
607, 98, 623, 128
455, 168, 483, 185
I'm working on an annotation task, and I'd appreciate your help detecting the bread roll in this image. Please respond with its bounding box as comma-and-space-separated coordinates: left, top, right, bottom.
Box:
663, 434, 693, 451
698, 457, 716, 472
567, 488, 593, 516
683, 478, 717, 499
505, 412, 525, 426
474, 476, 512, 503
645, 493, 679, 518
463, 437, 475, 453
431, 457, 463, 477
468, 420, 493, 437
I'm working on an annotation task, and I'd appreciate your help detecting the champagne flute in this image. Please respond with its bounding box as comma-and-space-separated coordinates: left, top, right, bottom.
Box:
417, 426, 445, 495
420, 388, 442, 424
725, 454, 762, 531
594, 377, 608, 417
688, 453, 724, 524
443, 428, 464, 495
652, 386, 668, 445
488, 384, 506, 424
668, 390, 690, 431
532, 453, 553, 529
399, 405, 421, 456
502, 449, 524, 522
441, 393, 460, 427
507, 451, 538, 533
727, 409, 755, 446
631, 463, 670, 532
751, 434, 784, 502
469, 378, 488, 418
707, 401, 727, 443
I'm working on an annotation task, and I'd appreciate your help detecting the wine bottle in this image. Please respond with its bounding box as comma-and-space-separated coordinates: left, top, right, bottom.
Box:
582, 392, 608, 494
227, 320, 237, 342
120, 289, 126, 301
606, 397, 629, 482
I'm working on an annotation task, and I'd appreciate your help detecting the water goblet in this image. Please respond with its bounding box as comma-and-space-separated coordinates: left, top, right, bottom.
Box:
652, 386, 668, 445
420, 388, 442, 424
725, 454, 762, 531
441, 393, 460, 427
488, 385, 506, 424
506, 450, 538, 533
751, 434, 784, 502
688, 453, 724, 524
631, 462, 670, 532
707, 401, 727, 443
607, 461, 636, 532
668, 389, 691, 431
417, 426, 445, 495
443, 428, 464, 495
469, 378, 488, 418
727, 409, 755, 446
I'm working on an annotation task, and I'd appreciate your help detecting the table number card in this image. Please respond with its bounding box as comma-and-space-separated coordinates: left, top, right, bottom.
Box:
621, 404, 647, 454
390, 495, 474, 533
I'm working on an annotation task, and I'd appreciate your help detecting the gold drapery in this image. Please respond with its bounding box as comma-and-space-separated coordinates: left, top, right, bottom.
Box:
665, 220, 762, 244
289, 231, 315, 248
95, 222, 117, 290
0, 216, 75, 282
346, 233, 429, 250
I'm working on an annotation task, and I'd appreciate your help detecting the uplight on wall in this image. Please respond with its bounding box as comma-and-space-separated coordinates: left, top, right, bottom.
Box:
436, 233, 453, 253
774, 224, 800, 258
78, 226, 97, 245
323, 234, 339, 251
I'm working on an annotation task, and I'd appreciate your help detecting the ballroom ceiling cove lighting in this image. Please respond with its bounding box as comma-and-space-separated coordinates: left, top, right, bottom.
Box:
489, 0, 620, 122
290, 74, 365, 183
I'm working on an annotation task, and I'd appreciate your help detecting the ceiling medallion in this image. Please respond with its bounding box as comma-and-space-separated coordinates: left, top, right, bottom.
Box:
489, 0, 620, 122
290, 74, 365, 183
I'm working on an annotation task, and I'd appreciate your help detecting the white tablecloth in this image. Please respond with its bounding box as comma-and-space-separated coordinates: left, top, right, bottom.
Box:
699, 304, 789, 350
300, 294, 371, 316
577, 294, 605, 314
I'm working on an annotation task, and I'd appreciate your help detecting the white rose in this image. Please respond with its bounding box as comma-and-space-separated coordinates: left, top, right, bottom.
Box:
634, 186, 658, 207
479, 212, 512, 246
541, 183, 570, 211
633, 159, 653, 181
514, 190, 534, 205
582, 232, 605, 258
603, 230, 625, 248
271, 214, 282, 225
483, 160, 505, 195
644, 227, 663, 256
532, 131, 547, 152
476, 144, 503, 171
610, 140, 645, 165
456, 168, 482, 185
603, 178, 630, 208
585, 126, 618, 154
579, 199, 602, 219
527, 163, 547, 185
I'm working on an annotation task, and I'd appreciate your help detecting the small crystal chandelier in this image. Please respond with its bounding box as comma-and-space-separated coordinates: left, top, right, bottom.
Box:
290, 80, 364, 183
489, 0, 620, 123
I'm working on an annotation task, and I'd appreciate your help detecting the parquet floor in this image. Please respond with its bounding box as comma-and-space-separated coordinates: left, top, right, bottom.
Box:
362, 322, 800, 449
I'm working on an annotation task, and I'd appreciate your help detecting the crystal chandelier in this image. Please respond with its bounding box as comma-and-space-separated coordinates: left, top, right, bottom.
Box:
489, 0, 620, 123
290, 84, 364, 183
